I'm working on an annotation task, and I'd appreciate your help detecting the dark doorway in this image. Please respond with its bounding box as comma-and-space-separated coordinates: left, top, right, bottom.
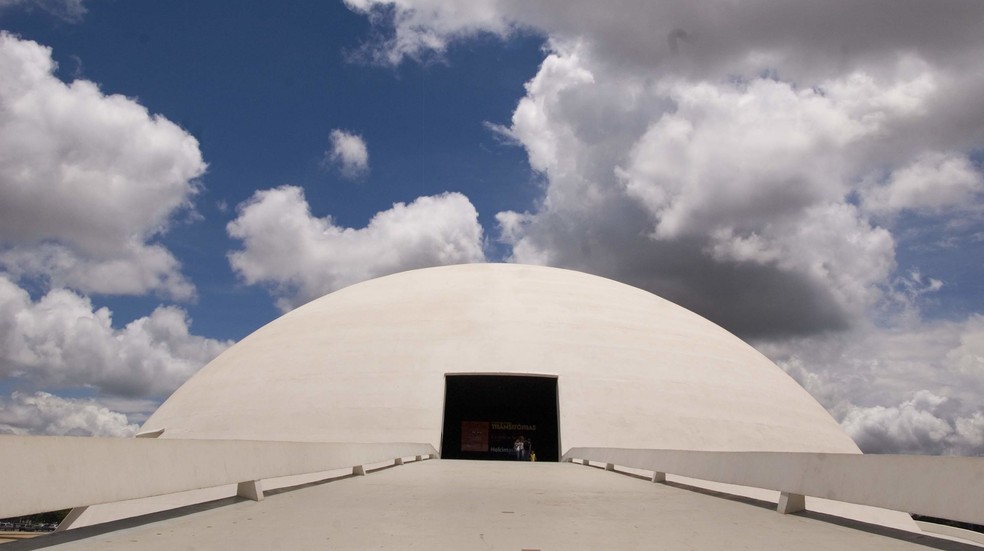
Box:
441, 374, 559, 462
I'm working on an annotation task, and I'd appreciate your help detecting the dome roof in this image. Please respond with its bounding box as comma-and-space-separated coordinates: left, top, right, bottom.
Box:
143, 263, 860, 454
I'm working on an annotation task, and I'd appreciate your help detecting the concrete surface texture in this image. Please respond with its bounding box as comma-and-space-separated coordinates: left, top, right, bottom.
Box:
23, 460, 977, 551
140, 263, 860, 454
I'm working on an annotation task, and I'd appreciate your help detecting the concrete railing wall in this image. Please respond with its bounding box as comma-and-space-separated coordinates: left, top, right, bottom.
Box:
562, 447, 984, 526
0, 435, 437, 519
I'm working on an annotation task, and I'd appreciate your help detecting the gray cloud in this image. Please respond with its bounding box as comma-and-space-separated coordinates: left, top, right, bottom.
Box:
346, 0, 984, 74
500, 194, 853, 338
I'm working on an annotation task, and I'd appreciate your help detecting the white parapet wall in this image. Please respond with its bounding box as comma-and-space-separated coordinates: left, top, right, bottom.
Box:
564, 447, 984, 526
0, 435, 437, 519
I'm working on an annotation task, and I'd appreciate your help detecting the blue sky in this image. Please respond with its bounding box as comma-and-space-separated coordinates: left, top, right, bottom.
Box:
1, 0, 545, 338
1, 0, 983, 454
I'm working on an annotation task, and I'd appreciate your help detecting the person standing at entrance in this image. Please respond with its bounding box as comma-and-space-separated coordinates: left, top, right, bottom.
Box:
514, 436, 525, 460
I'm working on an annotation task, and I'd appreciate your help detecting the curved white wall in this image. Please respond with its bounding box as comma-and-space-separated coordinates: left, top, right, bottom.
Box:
143, 264, 860, 455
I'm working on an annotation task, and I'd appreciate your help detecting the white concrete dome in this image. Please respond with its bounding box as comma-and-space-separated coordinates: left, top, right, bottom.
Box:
142, 263, 861, 456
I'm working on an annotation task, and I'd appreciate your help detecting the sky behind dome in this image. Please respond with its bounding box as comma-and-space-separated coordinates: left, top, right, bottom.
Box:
0, 0, 982, 455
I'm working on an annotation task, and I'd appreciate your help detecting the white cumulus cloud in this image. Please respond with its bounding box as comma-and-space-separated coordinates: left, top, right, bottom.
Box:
760, 317, 984, 455
227, 186, 486, 310
861, 152, 984, 216
0, 32, 206, 300
0, 0, 86, 22
343, 0, 514, 64
841, 392, 984, 456
0, 275, 230, 399
493, 44, 916, 337
327, 129, 370, 179
0, 242, 195, 300
0, 391, 138, 437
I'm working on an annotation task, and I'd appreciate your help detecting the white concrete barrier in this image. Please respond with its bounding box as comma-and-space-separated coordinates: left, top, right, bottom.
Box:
0, 435, 437, 519
562, 447, 984, 526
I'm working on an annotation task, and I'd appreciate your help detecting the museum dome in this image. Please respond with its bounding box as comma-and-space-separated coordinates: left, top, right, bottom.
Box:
141, 263, 861, 457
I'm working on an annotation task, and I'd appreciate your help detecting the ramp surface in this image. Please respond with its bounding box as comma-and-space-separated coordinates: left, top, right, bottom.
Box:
22, 460, 978, 550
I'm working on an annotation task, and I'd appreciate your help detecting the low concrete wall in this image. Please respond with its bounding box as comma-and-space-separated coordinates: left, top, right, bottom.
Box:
0, 435, 437, 519
915, 521, 984, 545
562, 447, 984, 526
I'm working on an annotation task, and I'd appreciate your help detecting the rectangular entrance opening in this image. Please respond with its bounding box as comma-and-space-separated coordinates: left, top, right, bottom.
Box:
441, 374, 559, 462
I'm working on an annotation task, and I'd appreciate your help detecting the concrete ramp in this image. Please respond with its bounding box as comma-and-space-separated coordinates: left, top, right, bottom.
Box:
21, 460, 977, 550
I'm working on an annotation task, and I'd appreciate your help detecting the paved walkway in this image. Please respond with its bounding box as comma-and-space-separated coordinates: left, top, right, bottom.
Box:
14, 460, 979, 550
